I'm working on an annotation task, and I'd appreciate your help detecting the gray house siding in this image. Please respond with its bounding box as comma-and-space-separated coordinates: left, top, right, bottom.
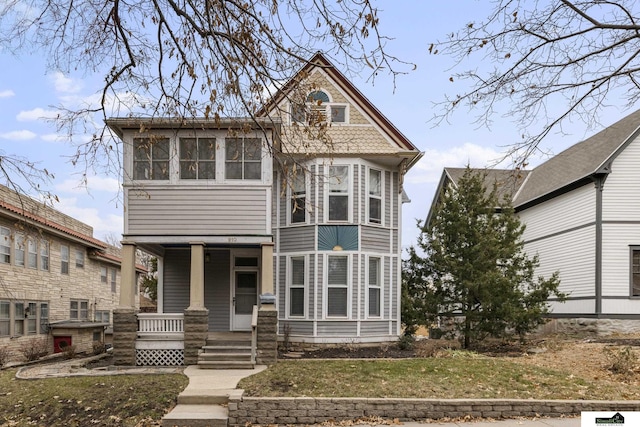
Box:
127, 187, 269, 235
360, 321, 390, 336
204, 249, 230, 331
279, 227, 315, 252
317, 321, 357, 336
385, 171, 391, 226
361, 226, 390, 252
163, 249, 190, 314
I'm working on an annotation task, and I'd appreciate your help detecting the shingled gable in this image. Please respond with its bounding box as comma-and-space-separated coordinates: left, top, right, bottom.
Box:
513, 109, 640, 208
258, 52, 420, 160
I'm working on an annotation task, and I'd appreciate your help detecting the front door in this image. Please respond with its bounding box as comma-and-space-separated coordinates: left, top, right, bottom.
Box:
232, 271, 257, 330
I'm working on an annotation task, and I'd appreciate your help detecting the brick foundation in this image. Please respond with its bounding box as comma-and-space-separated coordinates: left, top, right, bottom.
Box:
256, 308, 277, 365
112, 308, 137, 365
184, 308, 208, 365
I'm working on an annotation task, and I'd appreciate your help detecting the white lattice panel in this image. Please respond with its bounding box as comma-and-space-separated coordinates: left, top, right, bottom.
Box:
136, 349, 184, 366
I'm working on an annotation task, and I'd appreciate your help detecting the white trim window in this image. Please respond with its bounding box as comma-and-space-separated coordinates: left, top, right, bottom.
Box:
133, 137, 171, 180
291, 90, 348, 125
100, 267, 108, 284
368, 257, 382, 317
60, 244, 70, 274
14, 234, 25, 267
328, 165, 349, 222
40, 240, 49, 271
95, 310, 110, 323
75, 248, 85, 268
289, 256, 306, 317
70, 300, 89, 320
110, 268, 117, 293
327, 255, 349, 317
368, 168, 383, 224
179, 137, 216, 180
290, 172, 307, 224
225, 137, 262, 180
0, 226, 10, 264
27, 238, 37, 269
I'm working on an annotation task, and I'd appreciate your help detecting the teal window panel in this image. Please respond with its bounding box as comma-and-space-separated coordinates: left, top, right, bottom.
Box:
318, 225, 358, 251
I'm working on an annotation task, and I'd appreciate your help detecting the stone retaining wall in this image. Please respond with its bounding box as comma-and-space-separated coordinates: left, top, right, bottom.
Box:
227, 397, 640, 426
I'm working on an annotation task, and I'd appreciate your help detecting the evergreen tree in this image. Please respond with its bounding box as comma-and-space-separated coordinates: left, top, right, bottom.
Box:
403, 167, 565, 348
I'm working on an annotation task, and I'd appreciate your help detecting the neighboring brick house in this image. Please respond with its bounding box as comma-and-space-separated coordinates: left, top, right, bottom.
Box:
0, 184, 140, 361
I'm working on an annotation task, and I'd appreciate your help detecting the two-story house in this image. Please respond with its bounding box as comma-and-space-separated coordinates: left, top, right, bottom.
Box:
107, 53, 422, 366
0, 184, 136, 362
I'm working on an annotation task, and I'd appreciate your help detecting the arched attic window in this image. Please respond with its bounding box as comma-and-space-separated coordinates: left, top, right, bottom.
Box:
291, 89, 347, 125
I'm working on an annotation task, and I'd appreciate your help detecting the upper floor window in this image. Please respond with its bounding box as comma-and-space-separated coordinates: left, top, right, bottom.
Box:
60, 244, 70, 274
40, 240, 49, 271
133, 137, 170, 180
0, 227, 10, 264
95, 310, 110, 323
14, 234, 25, 267
75, 248, 85, 268
291, 173, 306, 224
225, 138, 262, 180
110, 268, 117, 293
27, 238, 37, 269
328, 165, 349, 221
70, 300, 89, 320
292, 90, 348, 125
180, 138, 216, 180
100, 267, 108, 283
368, 169, 382, 224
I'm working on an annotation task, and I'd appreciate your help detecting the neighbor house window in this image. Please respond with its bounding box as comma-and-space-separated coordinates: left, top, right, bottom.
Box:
60, 244, 69, 274
368, 169, 382, 224
133, 137, 170, 180
291, 173, 306, 224
14, 302, 24, 336
368, 257, 381, 317
180, 137, 216, 180
0, 301, 9, 336
225, 138, 262, 180
75, 248, 85, 268
70, 300, 89, 320
40, 240, 49, 271
0, 227, 10, 264
100, 267, 108, 283
328, 165, 349, 221
40, 303, 49, 333
95, 310, 110, 323
27, 238, 37, 269
289, 257, 305, 317
110, 268, 117, 293
327, 255, 348, 317
14, 234, 25, 267
26, 302, 37, 334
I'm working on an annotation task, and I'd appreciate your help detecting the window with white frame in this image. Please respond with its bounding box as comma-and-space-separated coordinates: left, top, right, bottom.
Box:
14, 302, 24, 336
70, 300, 89, 320
368, 257, 381, 317
290, 172, 306, 224
289, 257, 305, 317
100, 267, 108, 283
291, 90, 348, 125
327, 255, 348, 317
0, 227, 10, 264
368, 169, 382, 224
26, 302, 37, 334
60, 244, 69, 274
95, 310, 110, 323
40, 303, 49, 333
75, 248, 85, 268
0, 301, 9, 336
328, 165, 349, 221
180, 137, 216, 179
14, 234, 25, 267
225, 138, 262, 180
40, 240, 49, 271
27, 238, 37, 269
110, 268, 117, 293
133, 137, 170, 180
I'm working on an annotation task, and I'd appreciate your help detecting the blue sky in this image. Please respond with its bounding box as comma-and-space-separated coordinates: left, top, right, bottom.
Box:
0, 2, 631, 248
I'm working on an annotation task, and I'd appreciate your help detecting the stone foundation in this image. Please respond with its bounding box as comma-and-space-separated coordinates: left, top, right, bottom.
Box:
184, 309, 208, 365
542, 318, 640, 336
227, 397, 640, 426
112, 308, 138, 365
256, 308, 277, 365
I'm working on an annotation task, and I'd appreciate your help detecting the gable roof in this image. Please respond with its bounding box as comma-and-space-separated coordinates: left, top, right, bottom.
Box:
513, 109, 640, 207
258, 52, 422, 167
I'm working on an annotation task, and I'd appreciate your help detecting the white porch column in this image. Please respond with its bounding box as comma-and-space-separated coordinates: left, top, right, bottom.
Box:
188, 242, 205, 310
119, 242, 137, 308
260, 242, 275, 296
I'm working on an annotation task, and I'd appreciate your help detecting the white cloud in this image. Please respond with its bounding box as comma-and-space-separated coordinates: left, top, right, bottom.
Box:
55, 175, 120, 194
406, 142, 506, 185
51, 71, 83, 94
0, 130, 37, 140
0, 90, 15, 98
54, 196, 123, 241
17, 107, 59, 122
41, 133, 66, 143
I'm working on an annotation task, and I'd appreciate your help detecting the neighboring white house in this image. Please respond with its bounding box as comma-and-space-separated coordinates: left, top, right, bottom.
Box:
107, 52, 423, 366
428, 109, 640, 334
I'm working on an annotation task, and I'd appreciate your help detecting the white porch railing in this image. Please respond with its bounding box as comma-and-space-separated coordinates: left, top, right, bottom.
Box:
251, 305, 258, 364
137, 313, 184, 336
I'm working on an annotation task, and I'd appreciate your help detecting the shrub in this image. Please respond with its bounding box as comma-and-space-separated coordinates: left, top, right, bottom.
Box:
19, 337, 49, 362
92, 341, 107, 355
0, 346, 12, 367
63, 344, 77, 360
398, 333, 415, 351
605, 346, 637, 375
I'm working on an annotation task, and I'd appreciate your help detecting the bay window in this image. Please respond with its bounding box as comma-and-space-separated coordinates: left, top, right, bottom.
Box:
328, 165, 349, 221
291, 173, 306, 224
369, 169, 382, 224
289, 257, 305, 317
368, 257, 381, 317
327, 255, 348, 317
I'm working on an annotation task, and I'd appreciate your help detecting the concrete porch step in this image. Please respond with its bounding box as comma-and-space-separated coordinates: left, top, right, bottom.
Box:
201, 345, 251, 354
198, 352, 252, 362
177, 388, 243, 405
161, 404, 227, 427
197, 360, 255, 369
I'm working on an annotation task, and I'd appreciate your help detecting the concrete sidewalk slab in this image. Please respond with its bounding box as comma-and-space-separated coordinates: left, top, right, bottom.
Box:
394, 417, 580, 427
